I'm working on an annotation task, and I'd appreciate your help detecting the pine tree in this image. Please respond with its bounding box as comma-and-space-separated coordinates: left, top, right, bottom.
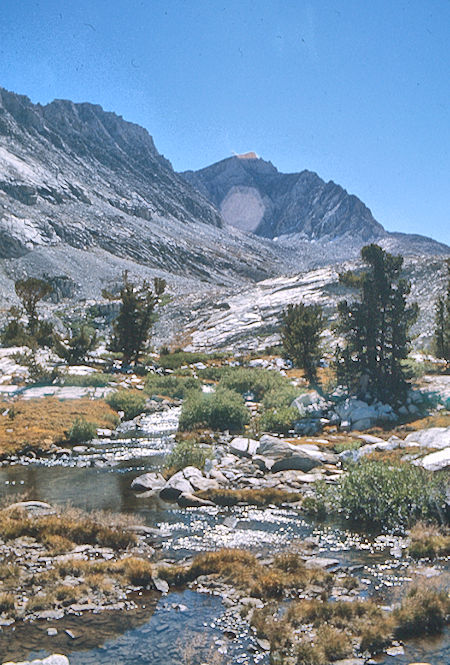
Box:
336, 244, 418, 402
55, 325, 98, 365
280, 302, 324, 383
110, 272, 165, 365
433, 259, 450, 365
14, 277, 52, 335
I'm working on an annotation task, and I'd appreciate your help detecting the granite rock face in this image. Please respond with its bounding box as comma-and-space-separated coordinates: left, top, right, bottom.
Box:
0, 88, 295, 305
181, 154, 450, 258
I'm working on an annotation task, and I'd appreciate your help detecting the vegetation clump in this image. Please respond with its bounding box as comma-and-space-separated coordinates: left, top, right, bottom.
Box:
106, 389, 146, 420
164, 439, 212, 474
179, 388, 250, 431
0, 397, 118, 455
261, 384, 302, 409
196, 488, 303, 507
157, 350, 213, 369
145, 373, 201, 400
67, 417, 98, 443
54, 324, 98, 364
158, 549, 329, 599
1, 278, 54, 348
433, 258, 450, 366
61, 372, 115, 387
280, 302, 324, 383
258, 405, 299, 434
336, 244, 418, 403
394, 584, 450, 637
110, 272, 166, 365
338, 460, 447, 530
407, 522, 450, 559
217, 367, 288, 401
0, 505, 137, 550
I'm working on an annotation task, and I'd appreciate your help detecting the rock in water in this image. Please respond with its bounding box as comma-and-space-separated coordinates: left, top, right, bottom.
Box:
131, 472, 166, 492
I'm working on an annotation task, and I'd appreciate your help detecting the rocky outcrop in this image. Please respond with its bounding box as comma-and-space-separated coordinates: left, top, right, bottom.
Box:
418, 447, 450, 472
181, 155, 450, 259
181, 155, 385, 242
0, 87, 295, 305
3, 656, 69, 665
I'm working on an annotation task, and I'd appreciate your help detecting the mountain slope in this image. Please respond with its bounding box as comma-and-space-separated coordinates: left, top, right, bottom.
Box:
181, 155, 449, 257
0, 89, 296, 302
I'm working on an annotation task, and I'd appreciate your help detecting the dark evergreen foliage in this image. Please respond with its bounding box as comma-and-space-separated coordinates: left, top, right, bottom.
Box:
55, 325, 98, 365
336, 244, 418, 402
110, 272, 165, 365
14, 277, 52, 335
280, 303, 324, 383
433, 259, 450, 365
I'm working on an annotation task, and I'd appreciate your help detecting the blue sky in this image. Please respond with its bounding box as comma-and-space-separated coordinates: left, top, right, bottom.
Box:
1, 1, 449, 244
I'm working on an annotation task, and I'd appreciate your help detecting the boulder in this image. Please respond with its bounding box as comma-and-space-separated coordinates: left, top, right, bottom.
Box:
252, 455, 275, 472
258, 434, 323, 473
417, 447, 450, 472
131, 472, 166, 492
176, 492, 215, 508
159, 471, 194, 501
209, 468, 228, 484
271, 454, 322, 473
292, 390, 326, 411
404, 427, 450, 450
189, 475, 220, 492
229, 436, 260, 458
3, 656, 71, 665
258, 434, 293, 458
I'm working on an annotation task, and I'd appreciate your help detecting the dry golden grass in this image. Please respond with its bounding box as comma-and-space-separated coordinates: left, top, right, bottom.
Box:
396, 412, 450, 432
394, 583, 450, 637
196, 488, 303, 507
252, 597, 394, 659
408, 522, 450, 559
158, 548, 330, 600
0, 505, 137, 550
0, 503, 157, 619
0, 397, 118, 454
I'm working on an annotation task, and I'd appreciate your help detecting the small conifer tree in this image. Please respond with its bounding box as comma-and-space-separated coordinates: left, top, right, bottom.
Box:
14, 277, 52, 335
110, 272, 165, 365
280, 302, 324, 383
336, 244, 418, 402
433, 259, 450, 365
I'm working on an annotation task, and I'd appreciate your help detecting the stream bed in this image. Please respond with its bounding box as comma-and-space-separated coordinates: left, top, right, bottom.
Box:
0, 407, 448, 664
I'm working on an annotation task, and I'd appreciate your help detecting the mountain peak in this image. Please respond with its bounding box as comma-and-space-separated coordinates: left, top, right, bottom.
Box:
181, 156, 386, 241
235, 151, 259, 159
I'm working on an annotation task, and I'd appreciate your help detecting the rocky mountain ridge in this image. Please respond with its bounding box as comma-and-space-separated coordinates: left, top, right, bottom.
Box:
181, 155, 449, 256
0, 87, 296, 307
0, 86, 448, 317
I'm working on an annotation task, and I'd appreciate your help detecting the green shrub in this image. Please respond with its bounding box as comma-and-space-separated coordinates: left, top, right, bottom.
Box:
164, 440, 212, 474
338, 460, 447, 530
179, 388, 250, 432
106, 390, 146, 420
259, 407, 298, 435
333, 439, 362, 454
1, 318, 29, 347
262, 384, 302, 409
157, 351, 210, 370
218, 367, 288, 401
197, 366, 228, 382
145, 374, 201, 400
62, 373, 115, 387
68, 417, 98, 443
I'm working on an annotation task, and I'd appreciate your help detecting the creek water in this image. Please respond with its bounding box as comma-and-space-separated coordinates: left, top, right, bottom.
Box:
0, 407, 448, 664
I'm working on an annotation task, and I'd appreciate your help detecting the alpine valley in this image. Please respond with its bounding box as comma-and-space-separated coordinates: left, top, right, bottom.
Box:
0, 87, 448, 350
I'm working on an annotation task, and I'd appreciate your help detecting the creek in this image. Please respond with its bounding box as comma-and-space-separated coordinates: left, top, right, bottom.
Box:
0, 407, 448, 664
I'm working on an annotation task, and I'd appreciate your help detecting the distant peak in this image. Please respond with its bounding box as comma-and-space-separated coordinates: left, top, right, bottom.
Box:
235, 151, 259, 159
